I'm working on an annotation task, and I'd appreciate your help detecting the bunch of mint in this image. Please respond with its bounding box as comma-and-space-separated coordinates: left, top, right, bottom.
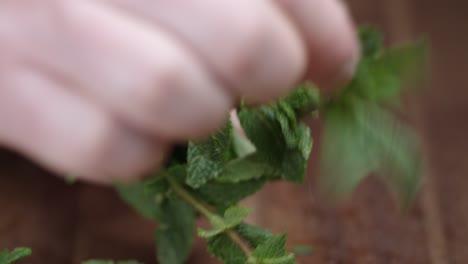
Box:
1, 26, 427, 264
115, 27, 427, 264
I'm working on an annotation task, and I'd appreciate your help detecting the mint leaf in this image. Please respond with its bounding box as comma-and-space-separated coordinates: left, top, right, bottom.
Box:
321, 99, 421, 205
291, 245, 314, 256
320, 101, 379, 199
117, 166, 183, 219
319, 26, 425, 205
282, 83, 320, 118
236, 223, 274, 248
222, 206, 251, 226
155, 197, 195, 264
238, 98, 313, 183
187, 123, 235, 188
360, 104, 422, 204
144, 165, 186, 199
217, 157, 270, 183
0, 248, 32, 264
143, 177, 169, 204
346, 27, 427, 103
249, 235, 296, 264
251, 235, 288, 258
359, 26, 384, 57
194, 179, 266, 210
198, 206, 251, 238
379, 40, 427, 83
275, 103, 312, 159
82, 260, 142, 264
207, 235, 247, 264
116, 180, 161, 219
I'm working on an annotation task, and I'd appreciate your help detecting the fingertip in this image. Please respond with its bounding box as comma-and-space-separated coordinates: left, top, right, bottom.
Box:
277, 0, 360, 92
75, 125, 170, 185
306, 0, 360, 91
312, 44, 360, 92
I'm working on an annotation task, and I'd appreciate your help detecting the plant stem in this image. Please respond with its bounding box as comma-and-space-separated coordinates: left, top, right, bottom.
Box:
166, 176, 215, 220
167, 176, 253, 256
226, 229, 253, 256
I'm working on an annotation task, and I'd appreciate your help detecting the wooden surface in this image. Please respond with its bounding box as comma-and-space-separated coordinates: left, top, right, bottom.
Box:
1, 0, 467, 263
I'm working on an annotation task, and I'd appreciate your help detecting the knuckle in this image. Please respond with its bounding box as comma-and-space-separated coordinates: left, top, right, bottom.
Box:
224, 10, 267, 79
130, 56, 186, 119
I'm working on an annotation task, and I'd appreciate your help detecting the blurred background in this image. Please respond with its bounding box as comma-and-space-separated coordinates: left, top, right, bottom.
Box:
0, 0, 467, 263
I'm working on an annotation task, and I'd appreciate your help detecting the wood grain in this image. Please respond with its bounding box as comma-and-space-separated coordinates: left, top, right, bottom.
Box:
1, 0, 467, 263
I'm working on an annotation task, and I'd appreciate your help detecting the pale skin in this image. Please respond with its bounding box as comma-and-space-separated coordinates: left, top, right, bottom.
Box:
0, 0, 359, 184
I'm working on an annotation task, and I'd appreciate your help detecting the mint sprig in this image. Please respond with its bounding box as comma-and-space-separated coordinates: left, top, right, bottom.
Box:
113, 26, 427, 264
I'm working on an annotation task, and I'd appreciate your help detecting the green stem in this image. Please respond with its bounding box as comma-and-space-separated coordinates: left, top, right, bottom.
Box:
166, 176, 215, 220
166, 176, 253, 256
226, 229, 253, 256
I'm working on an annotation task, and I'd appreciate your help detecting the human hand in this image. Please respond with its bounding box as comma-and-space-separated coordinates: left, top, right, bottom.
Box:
0, 0, 358, 183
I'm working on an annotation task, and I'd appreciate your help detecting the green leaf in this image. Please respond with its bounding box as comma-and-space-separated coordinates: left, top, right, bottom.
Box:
143, 177, 169, 205
238, 97, 313, 183
282, 83, 320, 118
207, 235, 247, 264
378, 40, 428, 87
319, 26, 426, 206
361, 104, 422, 205
187, 123, 236, 188
249, 235, 296, 264
236, 223, 274, 248
144, 164, 187, 205
198, 206, 252, 238
275, 103, 310, 156
194, 179, 266, 210
0, 248, 32, 264
116, 166, 184, 220
116, 180, 161, 219
320, 100, 422, 206
82, 260, 142, 264
217, 157, 271, 183
155, 197, 196, 264
358, 26, 384, 57
291, 245, 314, 256
222, 206, 251, 226
347, 27, 428, 103
251, 235, 288, 258
320, 102, 379, 200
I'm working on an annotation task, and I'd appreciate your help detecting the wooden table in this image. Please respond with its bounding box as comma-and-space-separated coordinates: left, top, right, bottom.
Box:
1, 0, 467, 263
